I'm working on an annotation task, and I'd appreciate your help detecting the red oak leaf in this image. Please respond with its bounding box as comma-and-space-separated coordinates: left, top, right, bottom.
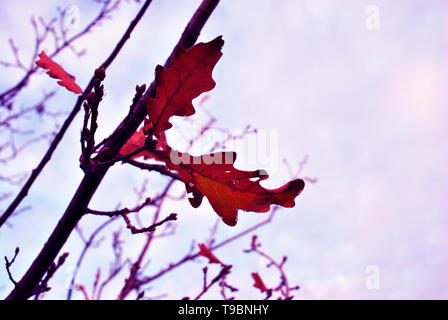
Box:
153, 149, 305, 227
145, 36, 224, 138
251, 272, 268, 293
198, 243, 222, 265
35, 51, 82, 94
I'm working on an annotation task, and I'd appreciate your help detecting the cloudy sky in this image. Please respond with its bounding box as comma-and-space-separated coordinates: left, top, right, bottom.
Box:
0, 0, 447, 299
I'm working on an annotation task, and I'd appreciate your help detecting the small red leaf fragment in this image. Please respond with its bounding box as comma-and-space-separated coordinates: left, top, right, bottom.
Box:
36, 51, 82, 94
198, 243, 222, 265
251, 272, 268, 293
120, 127, 166, 159
120, 127, 151, 159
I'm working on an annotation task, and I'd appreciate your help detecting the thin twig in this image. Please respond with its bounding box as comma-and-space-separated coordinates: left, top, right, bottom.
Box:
122, 212, 177, 235
6, 0, 219, 300
117, 179, 176, 299
194, 265, 232, 300
124, 159, 182, 181
66, 217, 117, 300
86, 197, 153, 217
4, 247, 20, 286
33, 252, 69, 299
244, 235, 299, 300
138, 208, 278, 286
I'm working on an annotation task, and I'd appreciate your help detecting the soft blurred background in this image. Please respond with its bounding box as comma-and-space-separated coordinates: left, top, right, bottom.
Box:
0, 0, 447, 299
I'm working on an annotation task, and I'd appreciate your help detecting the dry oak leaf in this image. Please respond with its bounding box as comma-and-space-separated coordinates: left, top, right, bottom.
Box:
35, 51, 82, 94
145, 36, 224, 138
154, 149, 305, 227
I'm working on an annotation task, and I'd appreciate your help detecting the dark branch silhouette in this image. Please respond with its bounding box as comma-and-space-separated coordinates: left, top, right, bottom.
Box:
6, 0, 220, 300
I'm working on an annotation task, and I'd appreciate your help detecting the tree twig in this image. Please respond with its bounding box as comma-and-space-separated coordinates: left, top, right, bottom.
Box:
66, 217, 118, 300
124, 159, 182, 181
244, 235, 300, 300
86, 197, 153, 217
80, 68, 106, 171
4, 247, 20, 286
122, 212, 177, 235
137, 208, 278, 287
117, 179, 176, 299
0, 0, 119, 106
194, 265, 232, 300
33, 252, 69, 299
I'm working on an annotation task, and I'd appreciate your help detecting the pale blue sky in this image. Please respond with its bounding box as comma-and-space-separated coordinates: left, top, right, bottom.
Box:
1, 0, 447, 299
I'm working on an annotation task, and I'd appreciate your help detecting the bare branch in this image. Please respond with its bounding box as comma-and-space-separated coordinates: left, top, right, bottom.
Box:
194, 265, 232, 300
86, 197, 153, 217
67, 217, 117, 300
117, 179, 176, 299
122, 212, 177, 235
96, 230, 129, 299
80, 68, 106, 171
124, 159, 182, 181
4, 247, 20, 286
33, 252, 69, 299
244, 235, 300, 300
138, 208, 278, 287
